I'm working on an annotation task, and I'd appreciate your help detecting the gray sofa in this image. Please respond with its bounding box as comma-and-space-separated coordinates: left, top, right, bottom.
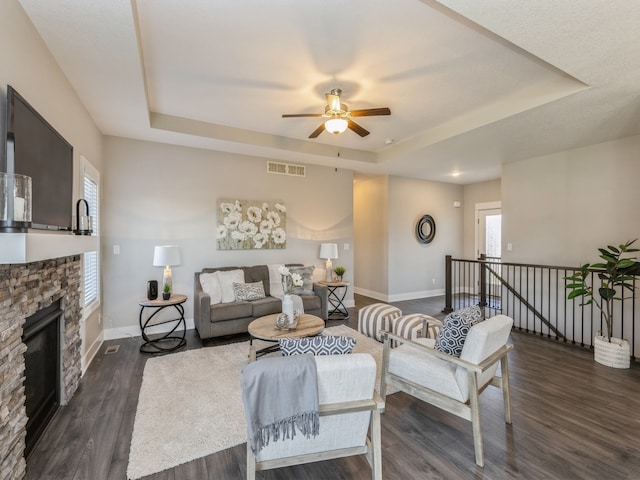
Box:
193, 264, 328, 340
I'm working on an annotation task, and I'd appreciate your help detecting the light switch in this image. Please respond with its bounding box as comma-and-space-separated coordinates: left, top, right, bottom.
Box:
507, 243, 513, 251
113, 245, 120, 255
343, 243, 350, 250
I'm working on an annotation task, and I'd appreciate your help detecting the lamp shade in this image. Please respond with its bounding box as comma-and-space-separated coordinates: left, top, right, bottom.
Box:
153, 245, 182, 267
320, 243, 338, 260
324, 118, 348, 134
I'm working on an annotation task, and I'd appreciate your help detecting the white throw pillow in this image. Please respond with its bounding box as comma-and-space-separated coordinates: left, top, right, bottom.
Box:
268, 264, 285, 298
217, 269, 245, 303
199, 272, 222, 305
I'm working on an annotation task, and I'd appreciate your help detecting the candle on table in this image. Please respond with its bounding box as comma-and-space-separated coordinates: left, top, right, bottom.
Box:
13, 196, 25, 222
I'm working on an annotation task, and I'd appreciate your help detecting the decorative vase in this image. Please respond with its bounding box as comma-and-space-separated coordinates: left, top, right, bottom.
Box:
275, 313, 288, 329
162, 292, 170, 300
282, 294, 294, 327
593, 334, 630, 369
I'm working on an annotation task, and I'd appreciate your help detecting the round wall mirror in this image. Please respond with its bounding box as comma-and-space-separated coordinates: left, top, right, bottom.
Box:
416, 215, 436, 244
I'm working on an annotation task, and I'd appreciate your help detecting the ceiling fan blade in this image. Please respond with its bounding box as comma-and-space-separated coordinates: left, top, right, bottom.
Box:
348, 119, 370, 137
282, 113, 323, 118
309, 123, 325, 138
350, 107, 391, 117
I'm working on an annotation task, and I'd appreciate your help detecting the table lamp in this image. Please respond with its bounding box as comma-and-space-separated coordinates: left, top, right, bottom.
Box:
320, 243, 338, 282
153, 245, 182, 295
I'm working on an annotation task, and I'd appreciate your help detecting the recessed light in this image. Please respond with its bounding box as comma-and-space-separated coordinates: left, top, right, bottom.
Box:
385, 139, 394, 145
451, 171, 462, 177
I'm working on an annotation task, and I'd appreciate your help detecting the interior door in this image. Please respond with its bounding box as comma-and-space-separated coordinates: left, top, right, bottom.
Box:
477, 207, 502, 259
476, 206, 502, 300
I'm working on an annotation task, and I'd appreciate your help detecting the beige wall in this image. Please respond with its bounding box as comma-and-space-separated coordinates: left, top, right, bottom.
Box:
388, 177, 463, 300
354, 176, 389, 297
502, 134, 640, 265
0, 0, 104, 369
354, 175, 463, 301
101, 136, 354, 336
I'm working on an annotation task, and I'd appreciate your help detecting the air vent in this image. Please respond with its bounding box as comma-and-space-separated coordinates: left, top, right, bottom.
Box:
267, 161, 288, 174
287, 164, 306, 177
267, 161, 306, 177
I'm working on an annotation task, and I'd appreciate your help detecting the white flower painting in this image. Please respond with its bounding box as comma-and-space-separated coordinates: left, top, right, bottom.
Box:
216, 199, 287, 250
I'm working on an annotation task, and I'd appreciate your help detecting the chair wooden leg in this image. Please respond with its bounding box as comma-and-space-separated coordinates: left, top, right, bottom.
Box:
379, 335, 390, 404
468, 372, 484, 467
371, 409, 382, 480
501, 355, 512, 424
247, 441, 256, 480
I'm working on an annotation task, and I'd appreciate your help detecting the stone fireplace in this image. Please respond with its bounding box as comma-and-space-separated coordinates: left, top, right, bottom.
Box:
0, 255, 82, 480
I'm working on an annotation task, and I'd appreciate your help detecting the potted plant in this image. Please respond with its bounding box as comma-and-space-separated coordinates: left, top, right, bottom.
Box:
162, 283, 171, 300
334, 266, 346, 281
565, 239, 639, 368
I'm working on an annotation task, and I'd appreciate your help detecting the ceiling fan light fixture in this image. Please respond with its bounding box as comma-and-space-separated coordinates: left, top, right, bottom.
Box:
324, 117, 348, 134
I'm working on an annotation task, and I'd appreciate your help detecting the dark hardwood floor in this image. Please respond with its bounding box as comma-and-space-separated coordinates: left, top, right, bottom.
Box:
25, 294, 640, 479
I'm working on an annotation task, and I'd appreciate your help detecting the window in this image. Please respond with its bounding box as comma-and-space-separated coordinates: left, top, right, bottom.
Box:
82, 157, 100, 313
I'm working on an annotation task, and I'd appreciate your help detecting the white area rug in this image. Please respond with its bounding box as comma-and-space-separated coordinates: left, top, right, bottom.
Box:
126, 325, 391, 479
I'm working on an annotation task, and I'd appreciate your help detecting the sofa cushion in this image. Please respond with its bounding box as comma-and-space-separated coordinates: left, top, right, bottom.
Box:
434, 305, 483, 357
233, 281, 266, 301
243, 265, 270, 291
300, 294, 321, 313
290, 266, 315, 295
217, 269, 245, 303
199, 272, 222, 305
279, 336, 356, 356
211, 301, 253, 322
251, 297, 282, 318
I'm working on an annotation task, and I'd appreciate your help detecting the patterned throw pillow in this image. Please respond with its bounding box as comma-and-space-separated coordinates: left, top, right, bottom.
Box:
279, 335, 356, 356
233, 281, 266, 302
434, 305, 483, 357
290, 266, 315, 295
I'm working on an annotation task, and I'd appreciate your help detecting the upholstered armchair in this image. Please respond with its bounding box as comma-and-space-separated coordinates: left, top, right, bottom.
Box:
379, 314, 513, 467
243, 350, 384, 479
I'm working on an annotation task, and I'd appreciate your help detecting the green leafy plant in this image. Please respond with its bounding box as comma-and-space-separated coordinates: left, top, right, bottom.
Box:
163, 283, 171, 293
334, 266, 346, 278
565, 239, 639, 342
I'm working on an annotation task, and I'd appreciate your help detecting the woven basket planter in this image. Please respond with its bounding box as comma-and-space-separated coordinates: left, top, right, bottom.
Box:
593, 335, 630, 369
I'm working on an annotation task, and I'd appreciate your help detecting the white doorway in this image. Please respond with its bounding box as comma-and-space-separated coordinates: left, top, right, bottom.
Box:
475, 201, 502, 259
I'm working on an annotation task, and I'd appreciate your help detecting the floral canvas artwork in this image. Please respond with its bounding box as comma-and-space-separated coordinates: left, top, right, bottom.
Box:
216, 199, 286, 250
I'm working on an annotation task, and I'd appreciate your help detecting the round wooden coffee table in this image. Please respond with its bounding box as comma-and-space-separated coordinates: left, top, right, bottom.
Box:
248, 313, 325, 360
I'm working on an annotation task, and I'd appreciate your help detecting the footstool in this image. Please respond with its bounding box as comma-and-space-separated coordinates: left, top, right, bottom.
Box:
358, 303, 402, 342
390, 313, 443, 348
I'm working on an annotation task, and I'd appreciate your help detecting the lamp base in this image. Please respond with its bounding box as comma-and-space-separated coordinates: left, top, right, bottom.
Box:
325, 259, 333, 282
162, 266, 173, 296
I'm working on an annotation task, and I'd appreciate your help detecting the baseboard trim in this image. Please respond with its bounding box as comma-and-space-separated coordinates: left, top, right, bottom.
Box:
104, 317, 196, 341
353, 287, 389, 302
82, 331, 104, 375
353, 287, 444, 303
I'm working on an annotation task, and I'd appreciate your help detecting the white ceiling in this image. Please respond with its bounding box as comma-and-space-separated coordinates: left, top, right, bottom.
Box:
17, 0, 640, 184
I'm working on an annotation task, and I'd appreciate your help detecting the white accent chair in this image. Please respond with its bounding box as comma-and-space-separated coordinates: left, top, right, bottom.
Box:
379, 314, 513, 467
244, 350, 384, 479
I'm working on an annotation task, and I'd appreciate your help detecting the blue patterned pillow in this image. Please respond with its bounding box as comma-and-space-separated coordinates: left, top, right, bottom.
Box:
279, 335, 356, 356
434, 306, 483, 357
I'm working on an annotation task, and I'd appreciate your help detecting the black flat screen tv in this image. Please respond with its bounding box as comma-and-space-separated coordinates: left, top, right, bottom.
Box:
4, 85, 73, 231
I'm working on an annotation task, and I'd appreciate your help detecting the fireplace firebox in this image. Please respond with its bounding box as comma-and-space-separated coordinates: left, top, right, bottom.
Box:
22, 300, 62, 457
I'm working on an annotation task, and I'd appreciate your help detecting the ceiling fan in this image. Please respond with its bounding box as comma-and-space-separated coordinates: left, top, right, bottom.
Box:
282, 88, 391, 138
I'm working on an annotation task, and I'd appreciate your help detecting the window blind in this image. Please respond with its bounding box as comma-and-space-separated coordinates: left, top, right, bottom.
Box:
83, 172, 99, 308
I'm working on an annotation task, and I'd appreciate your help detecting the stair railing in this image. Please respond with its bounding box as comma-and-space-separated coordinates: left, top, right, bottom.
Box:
444, 255, 638, 359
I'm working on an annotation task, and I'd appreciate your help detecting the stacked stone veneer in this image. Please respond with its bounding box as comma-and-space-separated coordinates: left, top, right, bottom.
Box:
0, 256, 82, 480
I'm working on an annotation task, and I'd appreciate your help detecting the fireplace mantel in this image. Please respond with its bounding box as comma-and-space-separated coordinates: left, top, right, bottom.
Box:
0, 232, 98, 264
